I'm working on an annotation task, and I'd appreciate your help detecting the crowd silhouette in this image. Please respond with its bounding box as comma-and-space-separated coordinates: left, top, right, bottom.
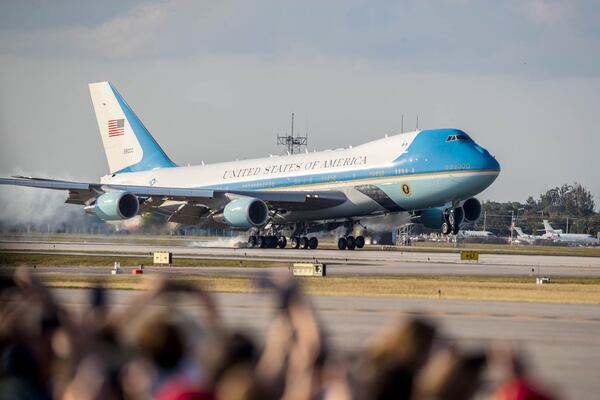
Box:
0, 269, 556, 400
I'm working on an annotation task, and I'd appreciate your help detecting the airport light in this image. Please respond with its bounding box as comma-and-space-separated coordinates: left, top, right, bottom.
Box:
515, 208, 525, 223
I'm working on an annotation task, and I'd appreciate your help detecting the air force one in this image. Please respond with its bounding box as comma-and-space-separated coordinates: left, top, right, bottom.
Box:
0, 82, 501, 250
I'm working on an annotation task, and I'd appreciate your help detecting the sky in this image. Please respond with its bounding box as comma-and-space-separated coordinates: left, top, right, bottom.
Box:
1, 0, 599, 205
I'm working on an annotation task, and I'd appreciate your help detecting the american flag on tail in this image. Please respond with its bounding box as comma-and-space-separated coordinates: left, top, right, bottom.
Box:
108, 119, 125, 137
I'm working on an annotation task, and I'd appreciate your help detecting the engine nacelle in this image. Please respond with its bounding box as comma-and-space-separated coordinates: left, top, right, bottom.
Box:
419, 206, 466, 229
419, 208, 445, 229
92, 191, 139, 221
222, 197, 269, 228
461, 198, 482, 222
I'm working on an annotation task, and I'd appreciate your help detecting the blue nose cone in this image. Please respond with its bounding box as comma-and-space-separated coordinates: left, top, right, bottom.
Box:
466, 143, 500, 195
472, 143, 500, 172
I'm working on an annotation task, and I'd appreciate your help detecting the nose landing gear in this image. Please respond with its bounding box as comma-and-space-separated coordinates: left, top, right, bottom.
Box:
441, 208, 461, 236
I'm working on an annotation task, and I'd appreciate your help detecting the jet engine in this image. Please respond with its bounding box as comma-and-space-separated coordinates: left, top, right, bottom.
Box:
418, 208, 445, 229
88, 191, 139, 221
461, 197, 482, 222
221, 197, 269, 228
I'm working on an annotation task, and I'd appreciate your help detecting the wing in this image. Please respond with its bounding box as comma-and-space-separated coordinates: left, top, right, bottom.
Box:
0, 177, 347, 223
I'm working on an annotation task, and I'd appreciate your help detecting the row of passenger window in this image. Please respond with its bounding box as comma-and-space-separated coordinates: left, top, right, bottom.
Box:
234, 166, 422, 189
240, 180, 277, 189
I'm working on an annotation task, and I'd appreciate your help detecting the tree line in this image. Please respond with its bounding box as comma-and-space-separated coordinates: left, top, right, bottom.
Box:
476, 183, 600, 237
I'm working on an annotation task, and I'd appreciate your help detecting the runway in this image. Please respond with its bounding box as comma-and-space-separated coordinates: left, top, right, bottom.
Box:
46, 288, 600, 400
2, 237, 600, 397
2, 239, 600, 277
5, 262, 600, 281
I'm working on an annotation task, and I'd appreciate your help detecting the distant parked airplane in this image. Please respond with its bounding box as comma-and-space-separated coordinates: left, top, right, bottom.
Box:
460, 230, 496, 238
512, 226, 543, 244
542, 220, 599, 246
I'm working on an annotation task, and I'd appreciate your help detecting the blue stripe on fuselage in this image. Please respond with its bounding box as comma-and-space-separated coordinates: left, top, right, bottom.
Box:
201, 129, 500, 196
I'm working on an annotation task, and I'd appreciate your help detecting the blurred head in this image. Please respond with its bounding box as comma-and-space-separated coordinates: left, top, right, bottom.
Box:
414, 348, 487, 400
1, 343, 39, 381
136, 314, 185, 371
367, 318, 437, 370
205, 331, 257, 384
353, 318, 437, 400
215, 364, 265, 400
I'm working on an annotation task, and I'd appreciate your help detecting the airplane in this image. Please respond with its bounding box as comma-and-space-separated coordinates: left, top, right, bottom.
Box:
459, 230, 496, 238
0, 82, 501, 250
541, 220, 599, 246
512, 226, 544, 244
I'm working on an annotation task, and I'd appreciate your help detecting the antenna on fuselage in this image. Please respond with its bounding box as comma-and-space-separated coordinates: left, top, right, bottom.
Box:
416, 115, 419, 130
401, 114, 404, 133
277, 112, 308, 155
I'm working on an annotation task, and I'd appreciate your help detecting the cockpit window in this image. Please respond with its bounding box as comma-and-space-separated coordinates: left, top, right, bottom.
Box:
446, 133, 470, 142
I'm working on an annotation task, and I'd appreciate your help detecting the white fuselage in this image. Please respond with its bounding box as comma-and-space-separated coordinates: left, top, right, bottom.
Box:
101, 129, 500, 223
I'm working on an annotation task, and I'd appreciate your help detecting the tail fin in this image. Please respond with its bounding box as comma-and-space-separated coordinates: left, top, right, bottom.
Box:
542, 219, 555, 234
89, 81, 176, 174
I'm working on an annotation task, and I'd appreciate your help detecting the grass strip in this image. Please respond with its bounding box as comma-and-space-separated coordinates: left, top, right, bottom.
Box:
0, 253, 286, 268
36, 274, 600, 304
407, 242, 600, 257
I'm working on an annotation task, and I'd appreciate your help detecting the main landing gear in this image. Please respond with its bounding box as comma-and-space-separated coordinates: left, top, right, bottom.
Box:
337, 235, 365, 250
336, 219, 365, 250
247, 220, 366, 251
291, 236, 319, 250
247, 234, 318, 249
247, 235, 287, 249
289, 222, 319, 250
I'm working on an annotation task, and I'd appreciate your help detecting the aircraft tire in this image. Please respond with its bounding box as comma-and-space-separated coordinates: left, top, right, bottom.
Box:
278, 236, 287, 249
257, 236, 266, 248
441, 223, 451, 235
337, 237, 347, 250
308, 237, 318, 249
452, 225, 460, 235
248, 235, 257, 248
346, 236, 356, 250
300, 236, 309, 250
268, 236, 278, 248
291, 236, 301, 249
355, 235, 365, 249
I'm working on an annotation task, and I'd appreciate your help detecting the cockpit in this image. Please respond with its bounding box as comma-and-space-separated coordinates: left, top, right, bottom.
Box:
446, 133, 471, 142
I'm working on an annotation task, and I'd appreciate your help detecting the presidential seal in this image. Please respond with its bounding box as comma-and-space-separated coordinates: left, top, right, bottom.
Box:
401, 183, 411, 196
